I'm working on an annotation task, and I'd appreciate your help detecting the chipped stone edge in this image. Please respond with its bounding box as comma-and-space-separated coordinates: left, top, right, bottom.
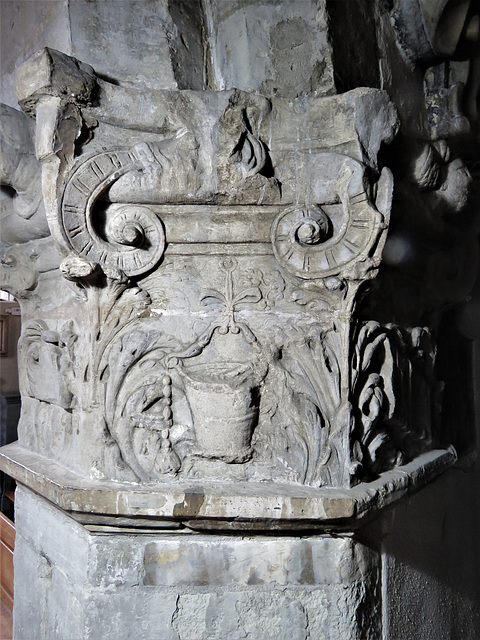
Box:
0, 442, 456, 531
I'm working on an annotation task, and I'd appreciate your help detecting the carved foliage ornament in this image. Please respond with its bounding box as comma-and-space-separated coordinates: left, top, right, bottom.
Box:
9, 47, 449, 491
38, 135, 395, 487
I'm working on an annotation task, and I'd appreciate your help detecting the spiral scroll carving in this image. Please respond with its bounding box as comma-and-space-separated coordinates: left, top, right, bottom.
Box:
59, 149, 166, 277
101, 204, 165, 276
271, 156, 392, 280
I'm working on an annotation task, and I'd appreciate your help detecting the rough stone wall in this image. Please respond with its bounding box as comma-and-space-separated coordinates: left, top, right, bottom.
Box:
203, 0, 335, 96
0, 1, 71, 108
0, 0, 205, 106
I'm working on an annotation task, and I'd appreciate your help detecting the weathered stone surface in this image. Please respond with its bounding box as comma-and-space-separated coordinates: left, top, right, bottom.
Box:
68, 0, 180, 92
204, 0, 336, 97
1, 4, 479, 639
142, 535, 376, 587
371, 461, 480, 640
0, 442, 456, 530
0, 1, 71, 109
1, 13, 472, 511
13, 486, 381, 640
0, 0, 207, 108
392, 0, 473, 64
15, 47, 97, 116
1, 46, 413, 493
0, 104, 48, 242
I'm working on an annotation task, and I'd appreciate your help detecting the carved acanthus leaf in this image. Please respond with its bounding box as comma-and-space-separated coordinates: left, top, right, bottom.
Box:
350, 321, 439, 480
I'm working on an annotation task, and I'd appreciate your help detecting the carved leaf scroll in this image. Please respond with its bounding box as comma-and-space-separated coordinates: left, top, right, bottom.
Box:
254, 322, 342, 486
101, 330, 182, 481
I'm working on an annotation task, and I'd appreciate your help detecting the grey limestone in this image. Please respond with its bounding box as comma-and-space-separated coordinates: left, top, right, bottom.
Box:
13, 486, 381, 640
0, 441, 456, 531
0, 0, 475, 534
1, 2, 479, 639
1, 46, 410, 493
204, 0, 335, 97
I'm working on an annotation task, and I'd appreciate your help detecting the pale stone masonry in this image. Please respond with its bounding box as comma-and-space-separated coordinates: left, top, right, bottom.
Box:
1, 1, 479, 638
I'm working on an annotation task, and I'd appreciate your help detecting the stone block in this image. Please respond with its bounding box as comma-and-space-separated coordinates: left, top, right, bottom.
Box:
142, 535, 376, 587
13, 486, 381, 640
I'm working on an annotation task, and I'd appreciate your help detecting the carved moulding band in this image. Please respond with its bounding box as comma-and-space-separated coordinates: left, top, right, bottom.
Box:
0, 442, 457, 531
59, 149, 165, 276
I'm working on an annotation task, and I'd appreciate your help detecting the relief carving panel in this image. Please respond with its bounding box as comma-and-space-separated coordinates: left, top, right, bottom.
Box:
0, 46, 468, 500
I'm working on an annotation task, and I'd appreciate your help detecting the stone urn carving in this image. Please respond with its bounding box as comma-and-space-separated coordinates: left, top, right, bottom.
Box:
169, 328, 268, 463
0, 46, 466, 529
180, 362, 262, 462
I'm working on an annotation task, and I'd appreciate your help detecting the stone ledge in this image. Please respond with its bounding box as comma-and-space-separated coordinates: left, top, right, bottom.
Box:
0, 442, 456, 531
